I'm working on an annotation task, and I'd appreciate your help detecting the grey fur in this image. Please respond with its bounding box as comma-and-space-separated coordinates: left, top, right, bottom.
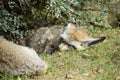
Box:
26, 24, 105, 54
26, 25, 65, 53
0, 38, 47, 75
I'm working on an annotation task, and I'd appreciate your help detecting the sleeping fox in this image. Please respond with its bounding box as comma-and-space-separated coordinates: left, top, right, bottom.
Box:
26, 23, 105, 54
0, 38, 47, 75
26, 25, 64, 54
61, 23, 105, 51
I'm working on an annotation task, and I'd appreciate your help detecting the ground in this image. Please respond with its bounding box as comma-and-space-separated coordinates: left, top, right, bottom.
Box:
0, 28, 120, 80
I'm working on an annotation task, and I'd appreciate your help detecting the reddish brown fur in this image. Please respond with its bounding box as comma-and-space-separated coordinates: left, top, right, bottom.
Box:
67, 27, 89, 41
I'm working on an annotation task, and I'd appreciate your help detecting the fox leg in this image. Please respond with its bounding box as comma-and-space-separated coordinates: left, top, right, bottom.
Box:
69, 41, 85, 51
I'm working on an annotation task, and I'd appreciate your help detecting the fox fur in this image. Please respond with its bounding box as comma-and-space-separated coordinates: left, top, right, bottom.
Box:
63, 23, 89, 41
26, 25, 65, 54
61, 23, 105, 50
0, 38, 47, 75
26, 23, 105, 54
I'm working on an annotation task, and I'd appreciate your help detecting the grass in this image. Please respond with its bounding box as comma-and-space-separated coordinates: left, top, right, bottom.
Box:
0, 28, 120, 80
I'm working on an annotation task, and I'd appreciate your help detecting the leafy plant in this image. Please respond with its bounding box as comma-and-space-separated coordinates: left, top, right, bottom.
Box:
0, 0, 120, 40
0, 1, 28, 41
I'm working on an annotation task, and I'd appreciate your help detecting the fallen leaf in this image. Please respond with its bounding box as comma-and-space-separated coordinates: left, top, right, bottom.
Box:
91, 49, 101, 57
58, 62, 64, 67
58, 52, 62, 56
116, 76, 120, 80
17, 77, 21, 80
65, 74, 73, 79
82, 72, 90, 76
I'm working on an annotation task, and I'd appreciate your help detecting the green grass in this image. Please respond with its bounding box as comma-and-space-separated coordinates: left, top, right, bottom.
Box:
0, 28, 120, 80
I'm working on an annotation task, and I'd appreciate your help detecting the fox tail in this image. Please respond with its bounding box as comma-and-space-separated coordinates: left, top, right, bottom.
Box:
80, 37, 106, 47
88, 37, 105, 46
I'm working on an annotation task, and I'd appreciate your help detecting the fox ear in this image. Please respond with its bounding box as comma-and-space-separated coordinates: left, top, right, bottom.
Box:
67, 23, 76, 29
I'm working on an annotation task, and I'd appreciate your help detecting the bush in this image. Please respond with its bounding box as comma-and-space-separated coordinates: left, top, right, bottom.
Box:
0, 0, 120, 41
0, 1, 28, 41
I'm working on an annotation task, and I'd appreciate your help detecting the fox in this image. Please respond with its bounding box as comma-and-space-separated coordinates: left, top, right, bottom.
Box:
0, 38, 47, 75
61, 23, 105, 50
26, 25, 65, 54
26, 23, 105, 54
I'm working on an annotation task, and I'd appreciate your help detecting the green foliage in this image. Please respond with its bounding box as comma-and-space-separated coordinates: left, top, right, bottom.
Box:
33, 0, 119, 28
0, 0, 47, 40
0, 0, 120, 40
0, 2, 30, 40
